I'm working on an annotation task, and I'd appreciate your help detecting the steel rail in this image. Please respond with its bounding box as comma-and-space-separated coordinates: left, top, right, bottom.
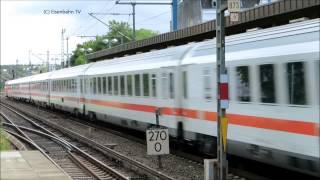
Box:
1, 105, 132, 180
3, 123, 128, 180
0, 113, 71, 178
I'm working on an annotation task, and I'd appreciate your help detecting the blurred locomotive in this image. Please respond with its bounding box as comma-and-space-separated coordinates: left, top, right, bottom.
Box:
5, 18, 319, 176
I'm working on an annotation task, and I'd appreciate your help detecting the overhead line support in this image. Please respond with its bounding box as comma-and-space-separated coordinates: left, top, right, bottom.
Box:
115, 0, 175, 41
216, 0, 228, 180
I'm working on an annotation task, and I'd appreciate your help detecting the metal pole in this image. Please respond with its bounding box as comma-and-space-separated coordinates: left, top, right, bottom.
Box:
61, 28, 65, 68
54, 57, 56, 70
172, 0, 178, 31
28, 50, 32, 76
132, 3, 136, 41
15, 58, 18, 79
155, 108, 162, 169
66, 37, 69, 67
115, 1, 172, 37
216, 0, 228, 180
47, 50, 49, 72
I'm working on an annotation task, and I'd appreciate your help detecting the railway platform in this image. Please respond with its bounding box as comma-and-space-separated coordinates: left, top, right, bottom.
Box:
0, 151, 71, 180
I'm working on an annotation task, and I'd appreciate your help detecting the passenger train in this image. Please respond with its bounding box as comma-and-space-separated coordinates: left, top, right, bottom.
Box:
5, 18, 319, 176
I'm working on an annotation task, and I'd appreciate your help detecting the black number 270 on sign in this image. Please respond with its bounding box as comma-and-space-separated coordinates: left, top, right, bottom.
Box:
146, 128, 170, 155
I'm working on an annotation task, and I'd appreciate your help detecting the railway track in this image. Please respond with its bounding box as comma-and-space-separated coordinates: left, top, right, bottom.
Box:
0, 101, 176, 180
0, 106, 132, 180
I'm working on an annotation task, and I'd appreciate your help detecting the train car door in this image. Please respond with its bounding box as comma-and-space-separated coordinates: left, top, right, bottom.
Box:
175, 65, 192, 141
46, 80, 50, 105
159, 67, 179, 134
79, 75, 86, 115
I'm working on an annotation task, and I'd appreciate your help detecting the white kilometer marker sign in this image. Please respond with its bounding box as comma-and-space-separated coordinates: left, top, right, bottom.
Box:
228, 0, 241, 12
146, 128, 169, 155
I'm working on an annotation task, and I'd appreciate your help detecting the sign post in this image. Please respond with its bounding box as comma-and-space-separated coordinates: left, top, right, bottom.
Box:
216, 0, 233, 180
146, 108, 170, 168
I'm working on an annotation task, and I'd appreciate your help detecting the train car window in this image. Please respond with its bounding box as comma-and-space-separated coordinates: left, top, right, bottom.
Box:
65, 80, 68, 92
64, 80, 67, 92
84, 79, 88, 94
66, 80, 68, 92
71, 79, 74, 92
102, 77, 107, 94
98, 77, 102, 94
151, 74, 157, 97
88, 78, 93, 94
183, 71, 188, 99
73, 79, 77, 93
260, 64, 276, 103
236, 66, 251, 102
134, 74, 141, 96
127, 75, 133, 96
203, 68, 212, 100
120, 75, 125, 96
143, 74, 149, 97
169, 73, 174, 99
108, 77, 112, 95
80, 79, 83, 93
114, 76, 119, 95
287, 62, 306, 105
93, 78, 97, 94
161, 73, 168, 99
69, 80, 72, 92
71, 80, 73, 92
73, 80, 75, 93
62, 80, 64, 92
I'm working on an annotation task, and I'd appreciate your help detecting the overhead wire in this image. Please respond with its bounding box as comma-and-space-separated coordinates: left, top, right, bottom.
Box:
136, 10, 170, 25
68, 0, 117, 37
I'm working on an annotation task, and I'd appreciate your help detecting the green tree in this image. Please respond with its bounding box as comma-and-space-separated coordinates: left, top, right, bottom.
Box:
70, 20, 159, 66
136, 28, 158, 40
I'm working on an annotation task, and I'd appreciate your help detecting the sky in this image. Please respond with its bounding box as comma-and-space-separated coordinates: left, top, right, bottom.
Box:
1, 0, 172, 65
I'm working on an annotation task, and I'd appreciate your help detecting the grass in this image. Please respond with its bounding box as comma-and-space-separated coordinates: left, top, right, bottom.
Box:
0, 128, 11, 151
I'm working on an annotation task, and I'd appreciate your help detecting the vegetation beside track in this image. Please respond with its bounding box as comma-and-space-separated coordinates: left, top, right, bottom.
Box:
0, 128, 12, 151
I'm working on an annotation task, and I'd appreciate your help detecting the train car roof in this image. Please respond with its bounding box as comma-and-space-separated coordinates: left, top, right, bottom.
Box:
85, 18, 319, 76
84, 43, 193, 76
182, 18, 320, 65
5, 76, 32, 85
49, 63, 92, 79
29, 72, 52, 82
